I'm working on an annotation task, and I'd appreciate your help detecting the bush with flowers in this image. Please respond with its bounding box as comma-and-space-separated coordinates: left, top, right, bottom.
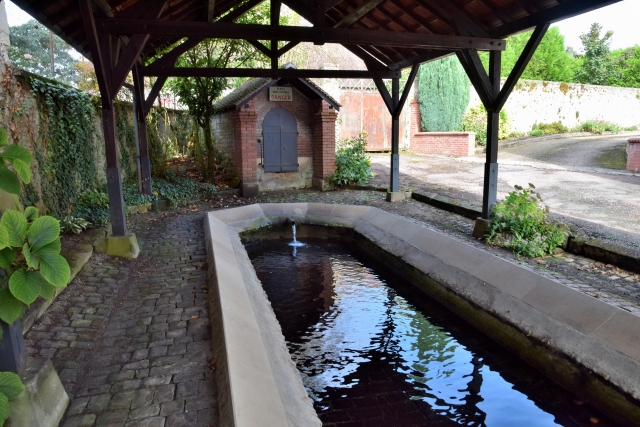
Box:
486, 184, 567, 258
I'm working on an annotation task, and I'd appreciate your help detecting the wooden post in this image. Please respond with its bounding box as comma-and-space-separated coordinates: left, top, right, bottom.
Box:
482, 50, 501, 219
390, 77, 400, 193
133, 67, 153, 195
103, 107, 128, 236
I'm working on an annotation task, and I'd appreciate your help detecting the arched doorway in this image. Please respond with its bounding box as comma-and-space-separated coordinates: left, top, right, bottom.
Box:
263, 107, 298, 172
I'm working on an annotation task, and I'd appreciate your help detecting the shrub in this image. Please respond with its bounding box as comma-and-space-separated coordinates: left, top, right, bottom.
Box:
534, 121, 569, 135
329, 134, 372, 185
59, 215, 89, 234
460, 105, 511, 145
152, 176, 217, 207
418, 56, 470, 132
74, 189, 111, 226
578, 120, 621, 134
487, 184, 567, 258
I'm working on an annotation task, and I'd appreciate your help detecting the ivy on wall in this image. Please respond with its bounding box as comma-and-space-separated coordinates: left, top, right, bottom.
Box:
30, 77, 98, 216
115, 102, 137, 182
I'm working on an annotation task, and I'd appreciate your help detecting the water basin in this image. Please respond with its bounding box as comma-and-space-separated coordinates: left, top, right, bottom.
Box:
244, 231, 613, 427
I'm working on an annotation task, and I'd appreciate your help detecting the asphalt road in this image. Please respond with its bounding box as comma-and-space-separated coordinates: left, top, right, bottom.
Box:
369, 132, 640, 249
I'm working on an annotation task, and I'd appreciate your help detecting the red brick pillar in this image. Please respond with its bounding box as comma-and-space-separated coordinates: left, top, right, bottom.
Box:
312, 100, 338, 191
410, 100, 421, 151
232, 100, 259, 197
628, 138, 640, 172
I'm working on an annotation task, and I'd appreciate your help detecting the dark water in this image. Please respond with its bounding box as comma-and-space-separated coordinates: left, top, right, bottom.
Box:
245, 236, 613, 427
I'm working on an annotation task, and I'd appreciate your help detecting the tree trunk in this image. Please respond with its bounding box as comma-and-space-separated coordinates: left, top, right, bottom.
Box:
203, 124, 215, 182
193, 124, 206, 178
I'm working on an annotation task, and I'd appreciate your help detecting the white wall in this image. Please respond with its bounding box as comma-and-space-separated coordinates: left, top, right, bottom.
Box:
469, 79, 640, 133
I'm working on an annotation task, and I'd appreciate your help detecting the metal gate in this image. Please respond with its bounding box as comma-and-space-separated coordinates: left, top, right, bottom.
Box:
263, 108, 298, 172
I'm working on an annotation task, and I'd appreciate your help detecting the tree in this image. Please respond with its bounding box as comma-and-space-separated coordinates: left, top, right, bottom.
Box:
162, 3, 274, 181
417, 56, 470, 132
480, 27, 577, 82
610, 46, 640, 88
575, 23, 614, 85
9, 20, 78, 85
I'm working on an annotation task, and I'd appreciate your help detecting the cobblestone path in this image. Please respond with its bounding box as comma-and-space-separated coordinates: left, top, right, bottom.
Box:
25, 211, 216, 427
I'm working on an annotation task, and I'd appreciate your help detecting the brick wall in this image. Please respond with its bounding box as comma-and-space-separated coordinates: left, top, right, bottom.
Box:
211, 112, 234, 157
232, 99, 258, 196
409, 100, 475, 157
628, 138, 640, 172
313, 99, 338, 190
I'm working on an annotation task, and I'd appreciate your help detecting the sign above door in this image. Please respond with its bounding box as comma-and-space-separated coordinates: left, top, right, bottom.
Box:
269, 86, 293, 102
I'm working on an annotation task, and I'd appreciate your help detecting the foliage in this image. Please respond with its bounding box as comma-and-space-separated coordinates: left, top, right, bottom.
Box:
0, 128, 32, 196
530, 121, 569, 135
575, 23, 614, 85
75, 60, 99, 94
460, 105, 511, 145
610, 46, 640, 88
329, 134, 372, 185
115, 104, 137, 182
30, 77, 98, 217
0, 126, 70, 335
9, 20, 78, 85
0, 371, 24, 426
417, 56, 470, 132
58, 215, 89, 234
152, 175, 217, 207
123, 184, 153, 207
487, 184, 567, 258
480, 27, 577, 82
576, 120, 621, 134
74, 190, 110, 227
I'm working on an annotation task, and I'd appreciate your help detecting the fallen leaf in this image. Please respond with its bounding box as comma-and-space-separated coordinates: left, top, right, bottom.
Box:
191, 315, 199, 319
590, 417, 599, 424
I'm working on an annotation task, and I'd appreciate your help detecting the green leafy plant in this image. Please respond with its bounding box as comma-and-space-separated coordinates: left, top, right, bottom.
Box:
577, 120, 621, 134
0, 128, 32, 196
152, 176, 217, 207
460, 105, 511, 145
74, 189, 110, 226
0, 371, 24, 425
59, 215, 89, 234
487, 184, 567, 258
532, 121, 569, 135
329, 134, 372, 185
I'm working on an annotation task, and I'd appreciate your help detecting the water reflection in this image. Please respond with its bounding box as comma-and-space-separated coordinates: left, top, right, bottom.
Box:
245, 237, 611, 427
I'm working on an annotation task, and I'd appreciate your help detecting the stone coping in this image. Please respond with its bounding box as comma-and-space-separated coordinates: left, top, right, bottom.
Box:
204, 203, 640, 427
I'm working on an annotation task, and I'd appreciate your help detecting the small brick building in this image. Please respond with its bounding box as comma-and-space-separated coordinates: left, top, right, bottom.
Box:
212, 77, 340, 196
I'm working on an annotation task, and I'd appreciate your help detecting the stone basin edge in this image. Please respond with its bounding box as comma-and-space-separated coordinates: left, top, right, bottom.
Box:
204, 203, 640, 427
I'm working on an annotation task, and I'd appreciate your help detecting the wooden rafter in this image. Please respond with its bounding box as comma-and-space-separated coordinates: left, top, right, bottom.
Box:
96, 19, 506, 51
333, 0, 387, 28
144, 67, 400, 78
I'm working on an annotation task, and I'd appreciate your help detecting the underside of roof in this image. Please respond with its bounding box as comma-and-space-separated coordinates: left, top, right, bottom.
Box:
13, 0, 621, 74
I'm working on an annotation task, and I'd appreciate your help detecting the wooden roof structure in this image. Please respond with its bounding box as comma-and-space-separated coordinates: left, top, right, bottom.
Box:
9, 0, 623, 239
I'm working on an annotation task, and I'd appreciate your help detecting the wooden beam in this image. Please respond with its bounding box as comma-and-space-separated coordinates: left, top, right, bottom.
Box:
145, 67, 400, 78
388, 50, 447, 71
204, 0, 216, 22
333, 0, 386, 28
95, 19, 506, 51
217, 0, 265, 22
248, 40, 272, 57
456, 49, 492, 109
373, 78, 393, 114
419, 0, 490, 37
394, 63, 418, 119
144, 77, 168, 114
80, 0, 112, 108
344, 45, 388, 70
495, 24, 548, 111
146, 37, 204, 71
277, 41, 300, 56
492, 0, 621, 38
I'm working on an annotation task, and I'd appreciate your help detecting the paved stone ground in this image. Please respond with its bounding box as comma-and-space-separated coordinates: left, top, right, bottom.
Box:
25, 211, 216, 427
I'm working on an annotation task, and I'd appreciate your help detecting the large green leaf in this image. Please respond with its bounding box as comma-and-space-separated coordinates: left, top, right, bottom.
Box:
22, 243, 38, 269
0, 127, 7, 148
0, 144, 33, 165
0, 372, 24, 399
0, 210, 27, 247
24, 206, 39, 222
9, 269, 43, 305
0, 392, 8, 427
11, 159, 31, 184
38, 252, 70, 287
0, 163, 20, 195
32, 237, 61, 257
27, 216, 59, 251
40, 281, 55, 299
0, 248, 16, 270
0, 289, 24, 324
0, 226, 7, 251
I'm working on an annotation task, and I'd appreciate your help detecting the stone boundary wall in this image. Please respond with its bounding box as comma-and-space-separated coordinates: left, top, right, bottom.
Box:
409, 101, 475, 156
0, 69, 185, 214
469, 79, 640, 133
628, 138, 640, 172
